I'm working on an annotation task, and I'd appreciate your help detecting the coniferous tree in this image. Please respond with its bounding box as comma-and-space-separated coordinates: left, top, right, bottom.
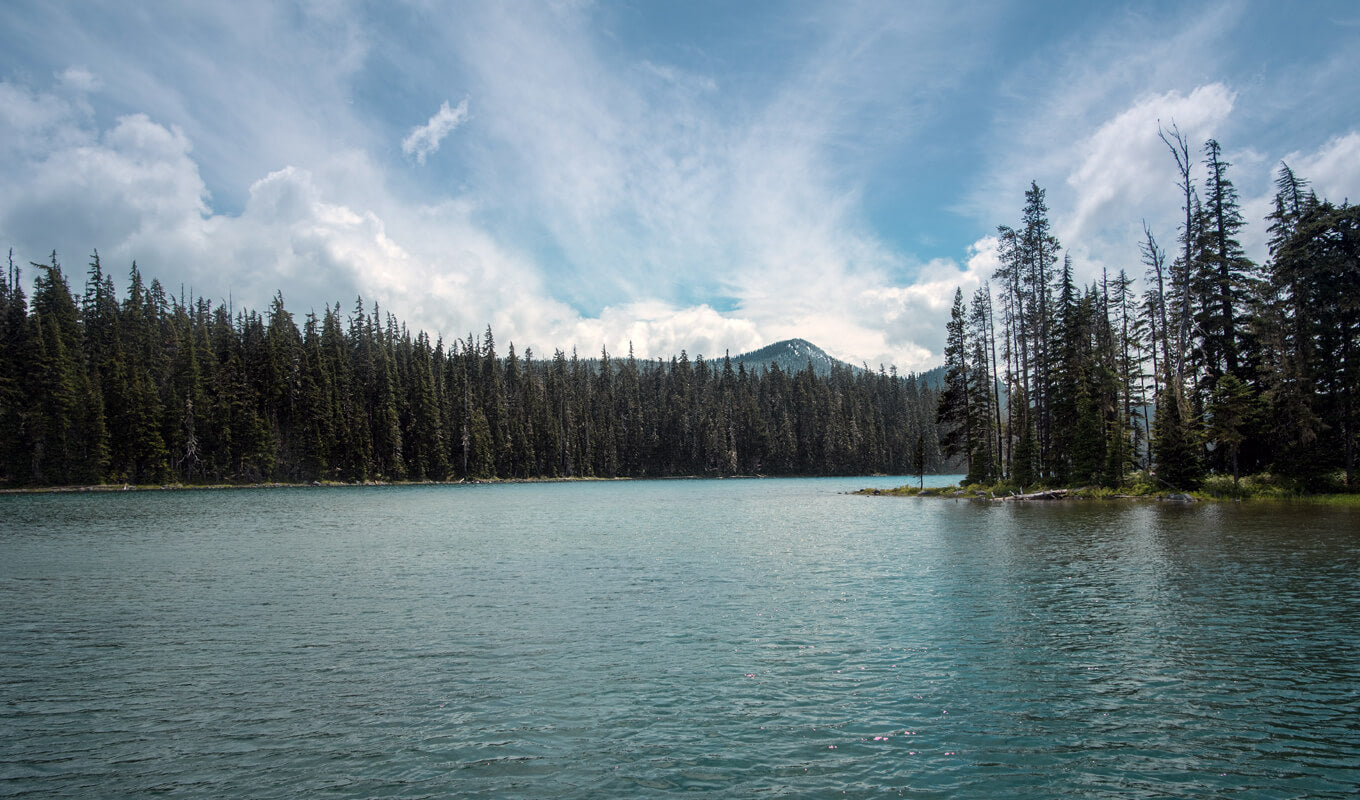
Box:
1021, 182, 1062, 476
965, 287, 996, 483
0, 252, 31, 482
1206, 373, 1255, 486
1068, 289, 1106, 485
1152, 379, 1202, 489
24, 159, 1355, 496
27, 254, 83, 483
117, 263, 171, 482
296, 312, 331, 479
937, 289, 971, 473
165, 298, 208, 482
1200, 139, 1256, 383
1049, 257, 1082, 483
1270, 199, 1360, 486
1160, 123, 1198, 386
1109, 268, 1150, 470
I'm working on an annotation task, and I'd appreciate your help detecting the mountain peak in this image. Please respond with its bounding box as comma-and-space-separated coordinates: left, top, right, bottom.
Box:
731, 338, 852, 376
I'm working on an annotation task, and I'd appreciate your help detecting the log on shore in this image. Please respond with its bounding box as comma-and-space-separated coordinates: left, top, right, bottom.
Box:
997, 488, 1070, 501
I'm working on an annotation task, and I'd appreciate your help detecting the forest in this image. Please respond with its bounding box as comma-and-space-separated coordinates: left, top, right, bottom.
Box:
937, 126, 1359, 492
2, 127, 1356, 491
0, 256, 943, 486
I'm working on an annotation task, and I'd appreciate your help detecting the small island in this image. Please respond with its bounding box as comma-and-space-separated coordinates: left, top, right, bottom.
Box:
871, 144, 1358, 502
856, 476, 1360, 505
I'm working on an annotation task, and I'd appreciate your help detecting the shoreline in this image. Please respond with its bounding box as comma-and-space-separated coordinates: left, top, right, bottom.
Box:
0, 473, 942, 495
855, 484, 1360, 505
0, 476, 638, 494
6, 477, 1353, 505
857, 486, 1198, 502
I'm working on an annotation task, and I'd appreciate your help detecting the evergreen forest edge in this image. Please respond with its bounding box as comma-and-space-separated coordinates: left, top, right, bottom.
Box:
935, 127, 1358, 495
0, 254, 944, 487
1, 126, 1356, 494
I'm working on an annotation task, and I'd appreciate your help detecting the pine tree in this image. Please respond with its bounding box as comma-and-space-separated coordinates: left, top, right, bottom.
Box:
165, 298, 208, 482
965, 287, 996, 483
117, 263, 171, 482
1021, 182, 1061, 477
1271, 200, 1360, 486
0, 252, 31, 482
1206, 373, 1256, 486
1152, 380, 1202, 489
1200, 139, 1256, 382
0, 251, 983, 487
1048, 257, 1082, 483
937, 289, 971, 473
296, 312, 331, 479
29, 253, 105, 484
1160, 122, 1198, 386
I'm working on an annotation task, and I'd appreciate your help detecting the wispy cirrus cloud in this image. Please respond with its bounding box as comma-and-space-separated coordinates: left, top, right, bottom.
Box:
423, 0, 992, 368
1, 1, 1356, 375
402, 98, 469, 164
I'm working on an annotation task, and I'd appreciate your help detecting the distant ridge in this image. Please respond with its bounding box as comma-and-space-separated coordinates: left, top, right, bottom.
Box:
914, 363, 947, 390
730, 338, 857, 377
730, 338, 947, 383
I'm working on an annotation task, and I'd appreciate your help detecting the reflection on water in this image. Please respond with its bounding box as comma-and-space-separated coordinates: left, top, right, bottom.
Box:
2, 480, 1358, 798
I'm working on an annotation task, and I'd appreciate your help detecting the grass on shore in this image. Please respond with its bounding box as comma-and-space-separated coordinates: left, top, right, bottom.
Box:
858, 470, 1360, 504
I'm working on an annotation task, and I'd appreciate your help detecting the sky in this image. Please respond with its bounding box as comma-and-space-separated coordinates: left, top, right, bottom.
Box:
1, 1, 1357, 372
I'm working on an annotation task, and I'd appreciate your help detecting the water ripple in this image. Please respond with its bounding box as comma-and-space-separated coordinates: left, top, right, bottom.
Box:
2, 480, 1358, 797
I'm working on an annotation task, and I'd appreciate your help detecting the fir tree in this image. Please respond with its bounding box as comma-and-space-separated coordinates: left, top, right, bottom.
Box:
937, 289, 971, 472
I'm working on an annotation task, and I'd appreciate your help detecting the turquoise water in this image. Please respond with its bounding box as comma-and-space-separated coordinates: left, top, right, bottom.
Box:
2, 478, 1358, 797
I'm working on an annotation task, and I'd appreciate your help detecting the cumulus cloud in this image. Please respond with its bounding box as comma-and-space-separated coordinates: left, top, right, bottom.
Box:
568, 302, 764, 361
7, 3, 1351, 378
1040, 83, 1240, 280
0, 87, 750, 368
0, 4, 990, 374
1065, 84, 1235, 245
401, 99, 469, 164
1238, 131, 1360, 261
962, 3, 1257, 289
858, 239, 1001, 368
0, 90, 478, 332
1, 112, 208, 266
1287, 131, 1360, 205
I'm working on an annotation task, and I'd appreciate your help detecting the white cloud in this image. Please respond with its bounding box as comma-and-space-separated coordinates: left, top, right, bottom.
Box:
0, 8, 1226, 377
1045, 83, 1240, 282
0, 80, 93, 158
0, 94, 487, 333
858, 240, 1000, 369
425, 1, 982, 371
963, 4, 1252, 288
0, 0, 376, 217
0, 76, 956, 372
401, 99, 469, 164
1, 113, 208, 265
1065, 84, 1235, 245
56, 66, 101, 94
1239, 131, 1360, 262
568, 302, 763, 361
7, 3, 1351, 379
0, 93, 750, 368
1287, 132, 1360, 206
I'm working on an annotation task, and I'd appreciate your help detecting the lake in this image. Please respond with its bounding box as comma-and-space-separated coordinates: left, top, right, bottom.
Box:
2, 477, 1358, 798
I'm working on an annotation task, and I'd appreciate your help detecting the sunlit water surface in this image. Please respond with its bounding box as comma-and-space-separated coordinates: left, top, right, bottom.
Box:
3, 478, 1358, 798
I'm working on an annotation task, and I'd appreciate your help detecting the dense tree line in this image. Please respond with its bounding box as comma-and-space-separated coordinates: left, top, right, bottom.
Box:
0, 255, 945, 486
938, 128, 1359, 491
